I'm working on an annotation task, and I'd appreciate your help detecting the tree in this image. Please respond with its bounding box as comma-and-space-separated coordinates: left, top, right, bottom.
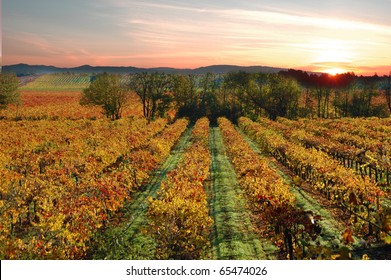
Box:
261, 74, 300, 120
172, 74, 199, 120
130, 73, 173, 120
223, 71, 253, 116
310, 73, 333, 118
332, 73, 356, 117
381, 72, 391, 114
350, 78, 379, 117
0, 73, 20, 110
80, 73, 128, 120
221, 72, 300, 120
198, 72, 219, 120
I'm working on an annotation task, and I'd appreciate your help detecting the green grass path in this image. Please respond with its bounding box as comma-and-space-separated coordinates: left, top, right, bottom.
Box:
207, 126, 276, 260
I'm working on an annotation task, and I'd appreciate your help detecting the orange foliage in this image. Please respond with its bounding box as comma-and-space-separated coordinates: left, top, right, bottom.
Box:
2, 90, 144, 120
0, 108, 188, 259
147, 118, 212, 259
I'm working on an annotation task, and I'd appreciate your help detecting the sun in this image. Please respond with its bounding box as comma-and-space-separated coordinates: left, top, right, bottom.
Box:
325, 68, 346, 75
311, 39, 353, 75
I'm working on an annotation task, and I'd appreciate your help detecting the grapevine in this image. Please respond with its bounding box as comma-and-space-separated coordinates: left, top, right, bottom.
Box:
239, 117, 390, 244
147, 117, 213, 259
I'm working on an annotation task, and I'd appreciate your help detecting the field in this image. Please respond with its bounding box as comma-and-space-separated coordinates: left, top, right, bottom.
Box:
0, 78, 390, 260
19, 73, 92, 91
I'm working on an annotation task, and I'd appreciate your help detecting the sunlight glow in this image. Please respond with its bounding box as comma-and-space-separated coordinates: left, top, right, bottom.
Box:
3, 1, 391, 74
310, 39, 354, 74
325, 68, 346, 75
313, 40, 353, 63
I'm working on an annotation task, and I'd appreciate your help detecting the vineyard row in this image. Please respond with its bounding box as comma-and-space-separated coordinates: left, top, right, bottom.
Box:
274, 117, 391, 187
0, 117, 187, 259
238, 117, 390, 243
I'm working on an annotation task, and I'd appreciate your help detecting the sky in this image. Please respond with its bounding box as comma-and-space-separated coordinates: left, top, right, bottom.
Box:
2, 0, 391, 75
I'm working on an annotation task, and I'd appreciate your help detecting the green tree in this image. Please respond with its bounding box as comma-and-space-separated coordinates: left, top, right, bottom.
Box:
0, 73, 20, 110
222, 71, 255, 118
262, 74, 301, 120
172, 74, 198, 120
198, 72, 219, 119
381, 73, 391, 114
350, 79, 378, 117
221, 72, 300, 120
80, 73, 128, 120
130, 73, 173, 120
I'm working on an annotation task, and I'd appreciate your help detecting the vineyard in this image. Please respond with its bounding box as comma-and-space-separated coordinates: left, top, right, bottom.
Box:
20, 74, 92, 91
19, 73, 134, 92
0, 90, 144, 121
0, 86, 391, 260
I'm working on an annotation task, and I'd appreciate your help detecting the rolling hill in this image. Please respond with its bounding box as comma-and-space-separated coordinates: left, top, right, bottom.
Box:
2, 63, 284, 76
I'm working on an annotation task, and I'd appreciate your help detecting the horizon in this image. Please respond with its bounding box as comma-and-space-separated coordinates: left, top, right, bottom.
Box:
4, 62, 391, 77
2, 0, 391, 76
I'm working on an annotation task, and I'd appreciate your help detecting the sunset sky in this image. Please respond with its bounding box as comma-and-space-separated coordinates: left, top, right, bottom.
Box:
2, 0, 391, 75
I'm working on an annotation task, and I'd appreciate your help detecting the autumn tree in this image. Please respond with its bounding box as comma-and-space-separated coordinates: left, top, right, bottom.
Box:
80, 73, 128, 120
0, 73, 20, 110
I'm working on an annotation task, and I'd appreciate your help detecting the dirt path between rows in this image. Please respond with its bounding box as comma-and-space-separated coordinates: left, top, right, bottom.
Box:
90, 127, 193, 259
207, 126, 276, 260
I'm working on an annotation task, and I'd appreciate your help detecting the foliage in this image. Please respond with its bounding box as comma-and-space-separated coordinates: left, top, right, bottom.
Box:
20, 73, 91, 91
218, 117, 323, 259
220, 72, 300, 120
239, 117, 390, 250
147, 118, 212, 259
256, 74, 300, 120
172, 74, 198, 120
129, 73, 173, 120
80, 73, 128, 120
0, 91, 143, 121
0, 116, 191, 259
280, 69, 391, 118
275, 116, 391, 188
380, 73, 391, 114
0, 73, 20, 110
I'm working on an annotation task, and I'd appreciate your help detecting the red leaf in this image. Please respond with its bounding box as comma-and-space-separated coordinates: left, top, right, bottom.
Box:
342, 228, 354, 244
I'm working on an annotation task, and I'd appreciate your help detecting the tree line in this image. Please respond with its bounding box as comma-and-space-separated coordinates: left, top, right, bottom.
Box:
279, 69, 391, 119
1, 71, 390, 121
78, 71, 302, 122
80, 71, 391, 121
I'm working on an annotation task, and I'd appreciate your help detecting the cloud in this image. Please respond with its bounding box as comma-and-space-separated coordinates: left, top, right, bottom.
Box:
218, 8, 391, 34
3, 0, 391, 72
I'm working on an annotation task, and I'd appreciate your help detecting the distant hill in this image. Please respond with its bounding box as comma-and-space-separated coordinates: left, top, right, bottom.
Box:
192, 65, 284, 74
2, 63, 284, 76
